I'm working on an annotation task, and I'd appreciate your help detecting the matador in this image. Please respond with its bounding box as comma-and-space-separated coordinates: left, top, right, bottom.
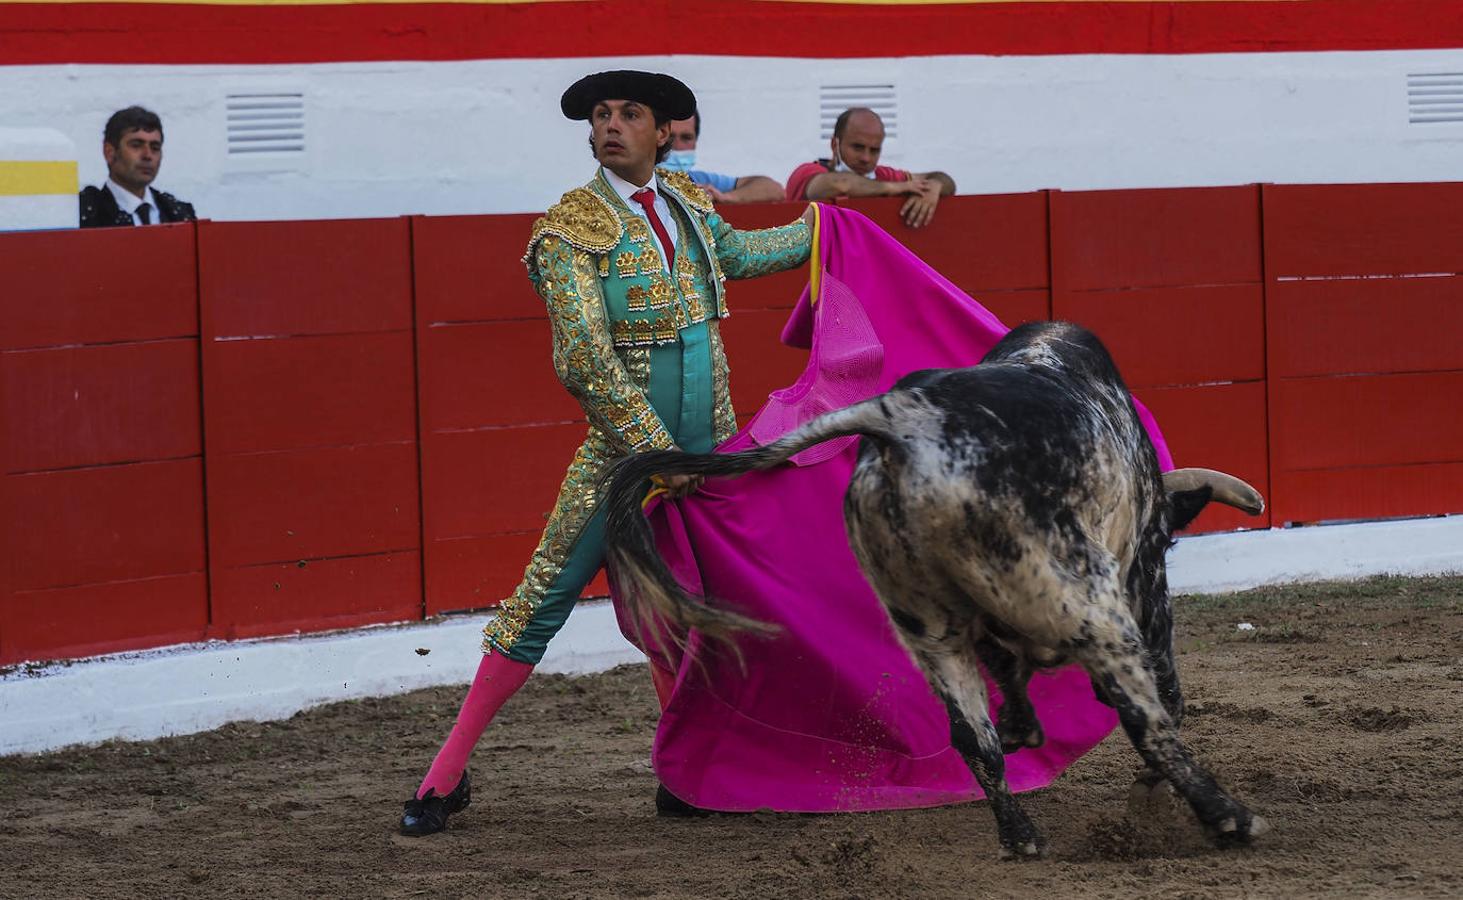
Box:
401, 70, 812, 835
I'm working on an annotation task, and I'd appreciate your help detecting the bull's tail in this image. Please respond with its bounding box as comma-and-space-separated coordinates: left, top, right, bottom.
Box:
601, 394, 903, 650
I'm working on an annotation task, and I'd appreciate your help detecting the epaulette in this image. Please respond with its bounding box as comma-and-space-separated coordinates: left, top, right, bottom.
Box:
656, 168, 714, 214
522, 187, 620, 267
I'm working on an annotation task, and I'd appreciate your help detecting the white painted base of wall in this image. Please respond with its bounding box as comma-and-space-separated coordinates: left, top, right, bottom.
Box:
4, 515, 1461, 757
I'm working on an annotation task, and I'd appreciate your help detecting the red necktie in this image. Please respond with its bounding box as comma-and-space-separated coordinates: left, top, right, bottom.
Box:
630, 188, 674, 266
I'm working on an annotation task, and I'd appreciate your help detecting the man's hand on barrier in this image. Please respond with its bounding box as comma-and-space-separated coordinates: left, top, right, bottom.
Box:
900, 179, 942, 229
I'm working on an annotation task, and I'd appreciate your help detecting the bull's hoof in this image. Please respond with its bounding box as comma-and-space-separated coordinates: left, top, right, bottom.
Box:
1125, 775, 1177, 817
996, 713, 1045, 754
1205, 810, 1269, 847
997, 839, 1044, 861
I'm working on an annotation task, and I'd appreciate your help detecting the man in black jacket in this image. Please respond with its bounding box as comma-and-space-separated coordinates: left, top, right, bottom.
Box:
79, 106, 196, 228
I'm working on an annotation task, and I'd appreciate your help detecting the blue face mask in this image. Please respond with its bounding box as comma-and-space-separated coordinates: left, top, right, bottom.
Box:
662, 149, 696, 172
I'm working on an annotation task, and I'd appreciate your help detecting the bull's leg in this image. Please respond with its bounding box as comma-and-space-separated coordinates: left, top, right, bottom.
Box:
919, 647, 1044, 860
1074, 623, 1267, 847
973, 636, 1043, 753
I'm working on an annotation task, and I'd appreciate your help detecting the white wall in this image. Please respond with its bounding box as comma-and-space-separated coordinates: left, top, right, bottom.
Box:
1, 49, 1460, 222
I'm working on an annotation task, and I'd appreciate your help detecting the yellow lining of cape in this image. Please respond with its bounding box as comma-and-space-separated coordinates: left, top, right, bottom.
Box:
808, 202, 823, 306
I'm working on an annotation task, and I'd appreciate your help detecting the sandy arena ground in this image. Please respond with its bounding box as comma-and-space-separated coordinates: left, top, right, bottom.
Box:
2, 575, 1461, 899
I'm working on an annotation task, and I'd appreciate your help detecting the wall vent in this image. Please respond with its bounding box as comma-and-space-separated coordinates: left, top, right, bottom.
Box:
819, 84, 898, 139
226, 92, 306, 154
1407, 73, 1463, 125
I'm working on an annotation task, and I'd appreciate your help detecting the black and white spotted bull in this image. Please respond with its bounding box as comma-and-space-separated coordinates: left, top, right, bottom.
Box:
601, 320, 1268, 858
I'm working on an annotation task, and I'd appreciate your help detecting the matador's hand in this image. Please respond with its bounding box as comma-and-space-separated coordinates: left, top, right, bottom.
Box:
654, 473, 704, 498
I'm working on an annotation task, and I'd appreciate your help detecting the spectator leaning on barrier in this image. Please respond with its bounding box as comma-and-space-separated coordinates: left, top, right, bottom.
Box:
79, 106, 196, 228
785, 107, 956, 228
664, 110, 786, 204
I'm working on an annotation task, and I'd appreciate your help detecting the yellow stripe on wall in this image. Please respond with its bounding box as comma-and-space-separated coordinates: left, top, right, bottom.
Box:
0, 161, 78, 197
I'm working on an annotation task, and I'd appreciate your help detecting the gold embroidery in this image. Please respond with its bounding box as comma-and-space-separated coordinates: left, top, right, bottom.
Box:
615, 250, 636, 278
521, 187, 619, 267
686, 294, 708, 323
707, 320, 738, 443
637, 247, 661, 275
624, 346, 652, 390
608, 309, 692, 348
657, 168, 714, 213
626, 284, 648, 311
625, 217, 650, 243
598, 255, 610, 278
648, 277, 672, 309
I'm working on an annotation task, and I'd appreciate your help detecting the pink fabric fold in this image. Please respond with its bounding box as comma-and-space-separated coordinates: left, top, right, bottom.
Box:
613, 205, 1172, 812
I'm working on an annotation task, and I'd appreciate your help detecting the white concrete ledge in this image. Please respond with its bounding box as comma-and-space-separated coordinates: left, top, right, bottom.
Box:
4, 516, 1461, 756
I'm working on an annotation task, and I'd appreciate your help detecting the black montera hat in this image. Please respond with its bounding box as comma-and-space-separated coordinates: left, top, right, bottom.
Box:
560, 70, 697, 121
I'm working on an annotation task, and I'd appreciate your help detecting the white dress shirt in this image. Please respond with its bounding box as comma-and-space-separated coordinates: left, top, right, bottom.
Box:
106, 179, 161, 226
601, 167, 678, 272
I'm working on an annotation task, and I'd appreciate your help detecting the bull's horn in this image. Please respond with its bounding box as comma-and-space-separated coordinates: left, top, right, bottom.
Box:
1162, 468, 1265, 516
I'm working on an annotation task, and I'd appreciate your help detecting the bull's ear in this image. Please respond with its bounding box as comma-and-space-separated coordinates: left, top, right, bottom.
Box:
1168, 485, 1214, 533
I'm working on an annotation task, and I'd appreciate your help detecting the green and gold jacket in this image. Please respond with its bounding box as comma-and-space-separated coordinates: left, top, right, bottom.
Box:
521, 167, 812, 455
484, 169, 811, 657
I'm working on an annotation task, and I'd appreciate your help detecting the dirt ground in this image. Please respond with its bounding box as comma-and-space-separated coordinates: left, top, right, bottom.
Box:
2, 575, 1461, 899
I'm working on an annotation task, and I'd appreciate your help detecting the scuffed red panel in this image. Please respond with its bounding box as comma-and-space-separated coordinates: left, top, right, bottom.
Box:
718, 309, 812, 415
203, 331, 417, 454
424, 533, 608, 616
1134, 382, 1271, 533
724, 267, 810, 313
1055, 284, 1264, 390
1268, 276, 1463, 379
0, 223, 197, 350
205, 442, 420, 567
421, 423, 588, 539
1272, 463, 1463, 526
416, 320, 580, 432
1270, 372, 1463, 473
843, 193, 1050, 293
1051, 186, 1262, 291
977, 291, 1050, 330
412, 213, 546, 323
199, 218, 412, 338
208, 551, 422, 640
5, 459, 207, 591
425, 532, 538, 615
2, 339, 201, 473
1263, 183, 1463, 277
0, 573, 208, 666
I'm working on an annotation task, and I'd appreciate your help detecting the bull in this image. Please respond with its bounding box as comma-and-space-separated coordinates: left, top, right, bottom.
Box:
601, 320, 1268, 858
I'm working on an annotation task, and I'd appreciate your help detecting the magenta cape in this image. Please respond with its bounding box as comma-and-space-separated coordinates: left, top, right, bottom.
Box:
612, 205, 1174, 813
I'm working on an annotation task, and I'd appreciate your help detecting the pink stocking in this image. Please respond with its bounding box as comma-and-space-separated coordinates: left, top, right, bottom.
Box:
416, 652, 534, 799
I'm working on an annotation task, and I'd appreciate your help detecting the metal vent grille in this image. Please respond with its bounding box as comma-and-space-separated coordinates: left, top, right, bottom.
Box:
1407, 73, 1463, 125
819, 84, 898, 139
226, 93, 306, 154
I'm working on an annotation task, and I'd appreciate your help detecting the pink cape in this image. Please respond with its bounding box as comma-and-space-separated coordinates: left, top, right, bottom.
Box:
612, 205, 1173, 812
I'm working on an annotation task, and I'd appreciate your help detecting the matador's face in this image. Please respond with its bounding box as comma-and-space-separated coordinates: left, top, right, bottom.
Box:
590, 99, 669, 172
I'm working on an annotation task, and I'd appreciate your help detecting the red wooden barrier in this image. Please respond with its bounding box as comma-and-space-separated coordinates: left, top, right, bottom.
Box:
4, 183, 1462, 665
198, 219, 422, 639
1, 224, 207, 664
1263, 183, 1463, 524
411, 213, 606, 614
1050, 186, 1269, 533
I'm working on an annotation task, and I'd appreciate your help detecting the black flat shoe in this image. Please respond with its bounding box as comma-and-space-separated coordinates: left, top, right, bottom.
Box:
400, 770, 471, 836
655, 783, 711, 818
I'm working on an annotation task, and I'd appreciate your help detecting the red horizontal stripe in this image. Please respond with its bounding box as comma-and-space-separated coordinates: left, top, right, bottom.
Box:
2, 0, 1461, 65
